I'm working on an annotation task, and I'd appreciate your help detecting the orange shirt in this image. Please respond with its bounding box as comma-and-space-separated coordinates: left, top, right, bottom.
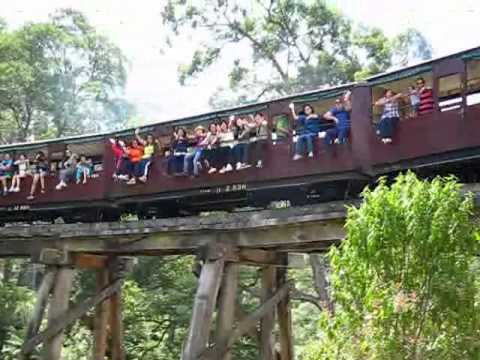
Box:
128, 145, 144, 163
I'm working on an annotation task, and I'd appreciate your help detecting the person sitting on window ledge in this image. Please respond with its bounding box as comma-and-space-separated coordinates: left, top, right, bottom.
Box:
125, 138, 145, 185
9, 153, 29, 193
167, 127, 189, 176
135, 129, 157, 183
0, 153, 13, 196
375, 89, 404, 144
55, 149, 78, 190
290, 103, 321, 160
183, 125, 206, 177
27, 151, 48, 200
323, 90, 352, 145
75, 154, 91, 184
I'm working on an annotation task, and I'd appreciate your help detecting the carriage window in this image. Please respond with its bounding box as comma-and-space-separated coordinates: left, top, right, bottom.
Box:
371, 71, 432, 122
467, 60, 480, 106
272, 114, 289, 141
438, 73, 462, 112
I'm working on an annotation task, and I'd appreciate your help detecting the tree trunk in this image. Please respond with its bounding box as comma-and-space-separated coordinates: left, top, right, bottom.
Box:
309, 254, 334, 314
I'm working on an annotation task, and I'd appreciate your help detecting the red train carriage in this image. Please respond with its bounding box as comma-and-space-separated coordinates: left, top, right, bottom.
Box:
0, 46, 479, 223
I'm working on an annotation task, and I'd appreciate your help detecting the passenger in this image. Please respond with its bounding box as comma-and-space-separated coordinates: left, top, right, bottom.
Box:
27, 151, 48, 200
167, 127, 188, 176
290, 103, 321, 160
125, 138, 145, 184
9, 153, 29, 192
183, 126, 206, 177
250, 112, 269, 168
0, 153, 14, 196
232, 117, 251, 170
201, 123, 220, 174
55, 150, 78, 190
75, 154, 91, 184
375, 89, 404, 144
218, 119, 235, 174
135, 129, 156, 183
323, 90, 352, 145
416, 77, 434, 115
407, 85, 420, 118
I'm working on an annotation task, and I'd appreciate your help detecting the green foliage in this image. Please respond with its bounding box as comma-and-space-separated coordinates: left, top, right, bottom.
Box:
306, 173, 480, 359
0, 282, 35, 358
0, 9, 133, 143
162, 0, 432, 107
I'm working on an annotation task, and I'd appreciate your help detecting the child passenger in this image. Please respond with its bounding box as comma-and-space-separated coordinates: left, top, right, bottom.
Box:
10, 154, 29, 192
408, 85, 420, 118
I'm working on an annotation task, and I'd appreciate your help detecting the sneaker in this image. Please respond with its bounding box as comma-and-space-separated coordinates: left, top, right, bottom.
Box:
308, 152, 314, 158
118, 175, 129, 181
2, 190, 7, 196
55, 183, 64, 190
127, 178, 136, 185
235, 162, 242, 171
256, 160, 263, 168
139, 176, 147, 183
224, 163, 233, 172
208, 167, 217, 174
292, 154, 303, 161
219, 167, 227, 174
27, 195, 34, 200
13, 187, 20, 192
9, 187, 15, 192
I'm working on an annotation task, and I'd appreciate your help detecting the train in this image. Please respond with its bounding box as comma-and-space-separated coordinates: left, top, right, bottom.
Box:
0, 45, 479, 224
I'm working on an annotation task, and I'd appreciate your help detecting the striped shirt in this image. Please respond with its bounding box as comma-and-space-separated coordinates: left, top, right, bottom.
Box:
418, 88, 434, 115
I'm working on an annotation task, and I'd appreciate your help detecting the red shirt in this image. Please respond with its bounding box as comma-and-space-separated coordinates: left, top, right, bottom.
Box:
418, 87, 434, 115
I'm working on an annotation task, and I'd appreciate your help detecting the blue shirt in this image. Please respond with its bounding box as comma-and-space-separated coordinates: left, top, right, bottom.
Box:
1, 159, 12, 169
331, 107, 350, 129
297, 115, 322, 135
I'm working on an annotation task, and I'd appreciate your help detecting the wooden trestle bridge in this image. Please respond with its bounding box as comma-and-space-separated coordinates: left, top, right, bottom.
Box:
1, 199, 354, 360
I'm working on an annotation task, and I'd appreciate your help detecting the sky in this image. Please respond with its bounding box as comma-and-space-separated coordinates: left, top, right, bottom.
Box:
0, 0, 478, 123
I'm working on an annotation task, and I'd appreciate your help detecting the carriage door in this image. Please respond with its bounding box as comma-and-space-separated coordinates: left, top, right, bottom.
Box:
433, 57, 466, 115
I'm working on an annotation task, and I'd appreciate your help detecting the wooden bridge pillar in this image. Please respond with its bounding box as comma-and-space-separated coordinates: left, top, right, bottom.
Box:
20, 252, 132, 360
260, 265, 276, 360
215, 263, 239, 360
183, 246, 295, 360
182, 245, 226, 360
41, 266, 76, 360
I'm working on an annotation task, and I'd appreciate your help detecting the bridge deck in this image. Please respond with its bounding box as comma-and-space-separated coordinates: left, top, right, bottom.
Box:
0, 200, 354, 258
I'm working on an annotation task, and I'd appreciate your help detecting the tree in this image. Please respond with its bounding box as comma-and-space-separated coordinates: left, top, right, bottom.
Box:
0, 10, 132, 143
305, 173, 480, 359
161, 0, 432, 107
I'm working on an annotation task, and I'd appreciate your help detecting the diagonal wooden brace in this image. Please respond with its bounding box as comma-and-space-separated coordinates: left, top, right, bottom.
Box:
200, 280, 294, 360
20, 278, 122, 356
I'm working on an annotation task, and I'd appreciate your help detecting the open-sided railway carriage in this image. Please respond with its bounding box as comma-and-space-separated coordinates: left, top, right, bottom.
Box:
1, 46, 480, 223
